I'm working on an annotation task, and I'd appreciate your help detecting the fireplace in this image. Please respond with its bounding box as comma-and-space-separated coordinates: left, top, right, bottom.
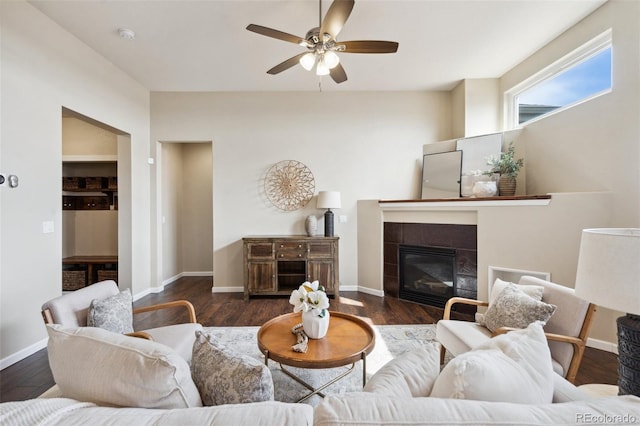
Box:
384, 222, 477, 308
399, 245, 456, 308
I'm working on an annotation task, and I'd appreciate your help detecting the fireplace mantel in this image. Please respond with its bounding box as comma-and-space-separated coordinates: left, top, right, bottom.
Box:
379, 195, 551, 210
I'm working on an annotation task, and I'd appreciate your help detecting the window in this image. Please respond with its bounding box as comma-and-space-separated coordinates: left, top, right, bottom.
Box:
505, 29, 612, 127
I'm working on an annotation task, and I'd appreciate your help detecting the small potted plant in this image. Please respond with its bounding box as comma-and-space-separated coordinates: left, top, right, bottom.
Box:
486, 142, 524, 196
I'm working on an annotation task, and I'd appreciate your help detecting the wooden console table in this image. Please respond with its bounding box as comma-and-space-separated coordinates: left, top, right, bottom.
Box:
62, 255, 118, 290
243, 236, 339, 300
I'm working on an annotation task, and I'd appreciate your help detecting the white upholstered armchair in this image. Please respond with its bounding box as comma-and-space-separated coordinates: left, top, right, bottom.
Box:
41, 280, 202, 363
436, 276, 596, 383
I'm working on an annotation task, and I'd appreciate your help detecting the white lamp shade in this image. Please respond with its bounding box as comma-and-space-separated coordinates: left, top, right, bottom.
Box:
323, 51, 340, 69
574, 228, 640, 315
315, 60, 330, 76
299, 52, 316, 71
317, 191, 341, 209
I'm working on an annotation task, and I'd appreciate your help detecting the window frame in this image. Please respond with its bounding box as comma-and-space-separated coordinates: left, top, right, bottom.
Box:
504, 29, 612, 129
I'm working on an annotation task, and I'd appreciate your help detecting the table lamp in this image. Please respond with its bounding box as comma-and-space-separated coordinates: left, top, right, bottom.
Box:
317, 191, 341, 237
574, 228, 640, 396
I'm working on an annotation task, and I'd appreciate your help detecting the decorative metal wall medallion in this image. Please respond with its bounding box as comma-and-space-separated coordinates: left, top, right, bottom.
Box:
264, 160, 315, 211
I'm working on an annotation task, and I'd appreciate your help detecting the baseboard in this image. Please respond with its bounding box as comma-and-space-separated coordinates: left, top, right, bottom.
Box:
182, 271, 213, 277
0, 338, 47, 370
357, 286, 385, 297
339, 285, 358, 292
211, 286, 243, 293
132, 287, 153, 301
586, 337, 618, 354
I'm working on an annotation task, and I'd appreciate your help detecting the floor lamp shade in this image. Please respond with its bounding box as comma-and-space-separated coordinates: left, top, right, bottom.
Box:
317, 191, 341, 237
574, 228, 640, 396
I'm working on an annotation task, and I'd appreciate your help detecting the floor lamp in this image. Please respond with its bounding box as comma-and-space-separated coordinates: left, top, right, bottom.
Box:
574, 228, 640, 396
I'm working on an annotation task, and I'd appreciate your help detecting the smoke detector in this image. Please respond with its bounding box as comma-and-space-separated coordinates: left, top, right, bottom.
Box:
118, 28, 136, 40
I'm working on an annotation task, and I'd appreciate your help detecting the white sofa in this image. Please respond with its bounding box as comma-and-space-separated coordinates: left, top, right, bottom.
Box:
2, 323, 638, 425
314, 323, 640, 425
314, 393, 640, 425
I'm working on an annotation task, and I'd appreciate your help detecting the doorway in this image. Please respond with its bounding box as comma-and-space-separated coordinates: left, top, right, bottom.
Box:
157, 141, 213, 286
61, 107, 132, 292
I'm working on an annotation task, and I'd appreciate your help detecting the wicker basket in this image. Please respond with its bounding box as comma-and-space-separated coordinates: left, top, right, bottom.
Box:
62, 177, 80, 190
107, 176, 117, 190
97, 270, 118, 282
62, 270, 86, 291
85, 177, 104, 190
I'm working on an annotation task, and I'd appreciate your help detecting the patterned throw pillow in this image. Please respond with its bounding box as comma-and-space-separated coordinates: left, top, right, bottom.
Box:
476, 279, 545, 326
87, 289, 134, 334
191, 330, 274, 406
483, 283, 556, 333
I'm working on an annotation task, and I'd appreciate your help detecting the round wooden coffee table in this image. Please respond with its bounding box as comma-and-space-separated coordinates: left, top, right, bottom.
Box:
257, 311, 375, 402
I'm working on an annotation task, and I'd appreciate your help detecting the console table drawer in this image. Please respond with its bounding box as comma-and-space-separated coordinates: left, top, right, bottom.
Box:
247, 243, 274, 259
277, 241, 306, 250
277, 250, 306, 259
308, 242, 333, 258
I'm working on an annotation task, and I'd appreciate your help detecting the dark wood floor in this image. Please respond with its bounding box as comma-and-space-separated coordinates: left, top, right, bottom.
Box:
0, 276, 618, 402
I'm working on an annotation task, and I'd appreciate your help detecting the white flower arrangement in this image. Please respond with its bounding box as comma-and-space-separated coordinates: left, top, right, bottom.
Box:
289, 280, 329, 318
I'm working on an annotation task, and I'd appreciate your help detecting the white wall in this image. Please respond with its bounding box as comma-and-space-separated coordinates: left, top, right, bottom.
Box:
161, 143, 184, 280
150, 92, 452, 291
181, 143, 213, 273
0, 1, 150, 366
500, 0, 640, 344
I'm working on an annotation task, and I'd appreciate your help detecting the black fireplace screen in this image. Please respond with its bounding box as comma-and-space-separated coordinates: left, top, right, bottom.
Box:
399, 245, 457, 308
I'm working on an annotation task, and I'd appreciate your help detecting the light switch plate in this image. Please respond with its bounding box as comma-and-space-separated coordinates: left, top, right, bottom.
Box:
42, 221, 54, 234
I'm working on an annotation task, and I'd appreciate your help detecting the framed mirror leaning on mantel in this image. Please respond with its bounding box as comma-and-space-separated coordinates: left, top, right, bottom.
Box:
421, 150, 463, 199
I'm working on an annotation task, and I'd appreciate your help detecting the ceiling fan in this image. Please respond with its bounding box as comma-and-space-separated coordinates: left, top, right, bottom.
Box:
246, 0, 398, 84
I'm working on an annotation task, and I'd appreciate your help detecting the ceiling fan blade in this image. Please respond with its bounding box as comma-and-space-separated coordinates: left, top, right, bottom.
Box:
320, 0, 355, 39
267, 53, 308, 75
246, 24, 304, 45
330, 63, 348, 84
340, 40, 399, 54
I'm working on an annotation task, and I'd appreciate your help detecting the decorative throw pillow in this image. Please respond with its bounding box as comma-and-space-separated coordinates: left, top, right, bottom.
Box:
483, 283, 556, 333
46, 324, 202, 408
87, 289, 134, 334
489, 278, 544, 304
191, 330, 274, 406
476, 279, 545, 326
430, 322, 554, 404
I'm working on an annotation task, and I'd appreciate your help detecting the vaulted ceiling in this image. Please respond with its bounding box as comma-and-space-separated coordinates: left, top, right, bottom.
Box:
30, 0, 606, 92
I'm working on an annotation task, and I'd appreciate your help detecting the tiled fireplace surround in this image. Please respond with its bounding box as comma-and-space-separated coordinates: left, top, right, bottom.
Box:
384, 222, 478, 304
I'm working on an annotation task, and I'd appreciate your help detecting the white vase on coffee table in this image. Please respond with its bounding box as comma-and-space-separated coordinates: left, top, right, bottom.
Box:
302, 310, 330, 339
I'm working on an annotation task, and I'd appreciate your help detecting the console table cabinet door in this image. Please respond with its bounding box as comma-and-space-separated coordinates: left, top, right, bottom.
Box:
246, 262, 276, 293
308, 260, 334, 292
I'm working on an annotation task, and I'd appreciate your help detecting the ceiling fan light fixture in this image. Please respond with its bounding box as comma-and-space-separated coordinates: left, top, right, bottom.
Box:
299, 52, 316, 71
315, 60, 330, 76
323, 51, 340, 69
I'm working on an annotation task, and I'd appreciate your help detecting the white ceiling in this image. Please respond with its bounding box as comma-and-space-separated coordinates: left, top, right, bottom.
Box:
29, 0, 606, 92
